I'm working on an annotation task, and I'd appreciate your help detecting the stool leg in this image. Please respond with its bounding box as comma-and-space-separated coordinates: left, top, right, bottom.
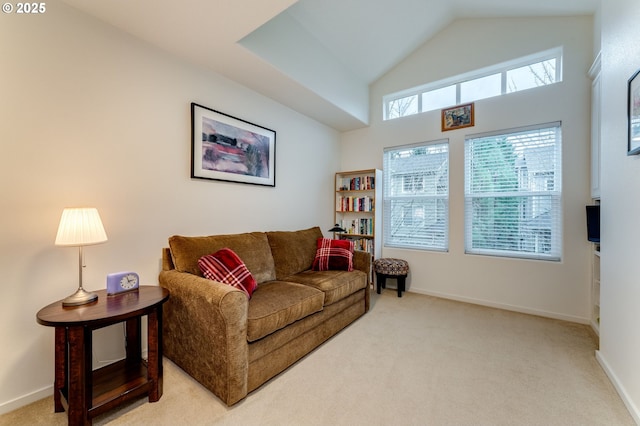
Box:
376, 273, 387, 294
397, 276, 406, 297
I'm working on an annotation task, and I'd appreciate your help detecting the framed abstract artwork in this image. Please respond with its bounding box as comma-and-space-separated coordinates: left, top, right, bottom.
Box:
191, 103, 276, 186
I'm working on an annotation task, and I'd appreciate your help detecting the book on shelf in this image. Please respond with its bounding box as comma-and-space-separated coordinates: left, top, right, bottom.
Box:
349, 238, 373, 253
338, 175, 375, 191
337, 218, 374, 236
336, 196, 374, 212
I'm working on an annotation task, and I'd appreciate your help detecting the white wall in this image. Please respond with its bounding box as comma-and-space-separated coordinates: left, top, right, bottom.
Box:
597, 0, 640, 422
341, 17, 594, 322
0, 1, 340, 412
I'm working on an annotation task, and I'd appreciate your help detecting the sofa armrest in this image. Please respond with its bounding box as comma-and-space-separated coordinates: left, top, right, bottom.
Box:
159, 269, 249, 405
352, 250, 371, 312
161, 247, 174, 271
353, 250, 371, 278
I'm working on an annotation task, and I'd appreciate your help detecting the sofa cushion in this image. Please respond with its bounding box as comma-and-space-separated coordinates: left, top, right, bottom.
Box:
266, 227, 323, 280
312, 238, 354, 271
198, 248, 257, 298
247, 281, 324, 342
169, 232, 276, 284
284, 269, 367, 306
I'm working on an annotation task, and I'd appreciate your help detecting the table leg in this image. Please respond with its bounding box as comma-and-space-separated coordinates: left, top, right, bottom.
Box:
53, 327, 66, 412
147, 308, 163, 402
67, 325, 92, 426
125, 317, 141, 364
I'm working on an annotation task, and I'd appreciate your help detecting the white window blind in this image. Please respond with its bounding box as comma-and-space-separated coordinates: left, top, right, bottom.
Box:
383, 141, 449, 251
464, 123, 562, 260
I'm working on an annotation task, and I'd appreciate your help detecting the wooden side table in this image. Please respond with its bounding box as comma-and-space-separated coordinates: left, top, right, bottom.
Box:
36, 286, 169, 426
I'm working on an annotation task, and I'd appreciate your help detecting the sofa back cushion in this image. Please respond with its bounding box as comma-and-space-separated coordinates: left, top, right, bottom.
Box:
266, 227, 323, 280
198, 248, 258, 298
169, 232, 276, 284
312, 238, 354, 271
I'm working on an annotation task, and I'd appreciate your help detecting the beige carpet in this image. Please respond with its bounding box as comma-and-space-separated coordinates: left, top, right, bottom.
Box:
1, 291, 634, 425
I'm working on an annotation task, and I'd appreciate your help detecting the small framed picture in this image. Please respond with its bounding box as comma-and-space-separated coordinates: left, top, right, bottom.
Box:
628, 69, 640, 155
191, 103, 276, 186
441, 103, 474, 132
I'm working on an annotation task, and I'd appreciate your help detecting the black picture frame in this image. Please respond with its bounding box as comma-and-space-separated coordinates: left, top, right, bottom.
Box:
628, 69, 640, 155
191, 103, 276, 186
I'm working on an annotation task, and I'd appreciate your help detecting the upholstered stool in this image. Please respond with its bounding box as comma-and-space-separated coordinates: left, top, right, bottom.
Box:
373, 258, 409, 297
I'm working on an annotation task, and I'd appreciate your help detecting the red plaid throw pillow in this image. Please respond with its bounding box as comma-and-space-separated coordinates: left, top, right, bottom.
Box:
198, 248, 257, 298
312, 238, 354, 271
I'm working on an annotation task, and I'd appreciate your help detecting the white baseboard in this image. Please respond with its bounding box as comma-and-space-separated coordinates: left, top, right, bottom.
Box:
595, 350, 640, 424
0, 352, 146, 416
0, 385, 52, 416
411, 288, 590, 324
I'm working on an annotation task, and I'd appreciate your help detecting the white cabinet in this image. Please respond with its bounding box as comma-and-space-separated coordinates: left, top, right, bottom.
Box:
589, 53, 601, 338
589, 52, 601, 199
592, 247, 600, 336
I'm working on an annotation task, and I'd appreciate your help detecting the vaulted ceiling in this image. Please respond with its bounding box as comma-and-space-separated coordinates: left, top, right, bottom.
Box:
60, 0, 599, 131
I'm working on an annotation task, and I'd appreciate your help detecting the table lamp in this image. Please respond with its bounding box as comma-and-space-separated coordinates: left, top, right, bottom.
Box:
328, 224, 346, 239
55, 207, 108, 306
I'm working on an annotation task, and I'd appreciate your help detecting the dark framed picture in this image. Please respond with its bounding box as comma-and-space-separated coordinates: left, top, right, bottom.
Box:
191, 103, 276, 186
441, 103, 474, 132
628, 69, 640, 155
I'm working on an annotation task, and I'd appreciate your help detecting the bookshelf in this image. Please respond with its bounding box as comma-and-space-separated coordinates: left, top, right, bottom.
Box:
334, 169, 382, 259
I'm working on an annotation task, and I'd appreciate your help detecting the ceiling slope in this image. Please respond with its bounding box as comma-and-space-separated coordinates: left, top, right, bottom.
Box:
60, 0, 599, 131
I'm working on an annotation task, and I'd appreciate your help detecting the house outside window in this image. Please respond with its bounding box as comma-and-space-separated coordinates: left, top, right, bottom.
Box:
383, 141, 449, 251
464, 123, 562, 260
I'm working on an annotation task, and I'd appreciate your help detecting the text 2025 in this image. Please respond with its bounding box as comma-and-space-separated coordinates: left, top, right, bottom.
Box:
17, 2, 46, 13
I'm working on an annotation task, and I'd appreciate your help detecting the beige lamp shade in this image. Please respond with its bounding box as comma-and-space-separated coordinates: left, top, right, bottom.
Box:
55, 208, 108, 246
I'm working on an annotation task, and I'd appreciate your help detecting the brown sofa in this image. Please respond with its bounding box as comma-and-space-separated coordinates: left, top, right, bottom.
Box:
159, 226, 370, 406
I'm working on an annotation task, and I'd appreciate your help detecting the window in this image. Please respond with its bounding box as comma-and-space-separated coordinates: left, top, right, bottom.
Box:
383, 141, 449, 251
383, 47, 562, 120
464, 123, 562, 260
387, 95, 418, 120
461, 73, 501, 103
421, 85, 456, 111
506, 58, 558, 93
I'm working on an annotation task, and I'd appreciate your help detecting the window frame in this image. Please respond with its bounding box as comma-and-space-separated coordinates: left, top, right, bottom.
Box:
463, 122, 562, 261
383, 47, 563, 121
383, 140, 450, 251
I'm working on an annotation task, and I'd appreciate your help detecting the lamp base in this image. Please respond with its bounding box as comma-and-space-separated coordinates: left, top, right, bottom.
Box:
62, 287, 98, 306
